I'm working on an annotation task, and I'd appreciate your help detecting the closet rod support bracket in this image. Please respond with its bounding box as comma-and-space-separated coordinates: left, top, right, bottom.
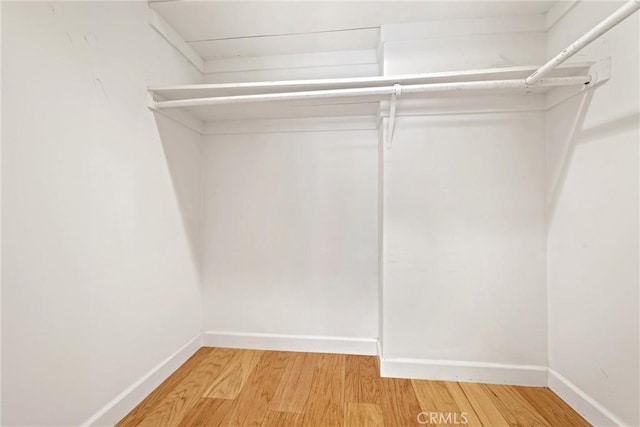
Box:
386, 83, 402, 149
586, 57, 611, 87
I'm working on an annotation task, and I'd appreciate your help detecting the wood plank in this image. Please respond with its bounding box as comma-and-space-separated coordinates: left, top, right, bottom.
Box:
345, 356, 381, 404
458, 382, 510, 427
133, 347, 237, 427
380, 378, 423, 426
345, 355, 359, 404
177, 398, 236, 427
221, 351, 291, 426
117, 348, 214, 427
203, 349, 263, 399
480, 384, 552, 426
302, 353, 345, 426
270, 352, 320, 414
412, 380, 469, 427
412, 380, 459, 412
262, 411, 304, 427
443, 383, 483, 427
516, 387, 591, 427
344, 403, 384, 427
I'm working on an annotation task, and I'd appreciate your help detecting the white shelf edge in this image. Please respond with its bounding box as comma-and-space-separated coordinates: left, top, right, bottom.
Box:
146, 62, 596, 125
148, 62, 593, 94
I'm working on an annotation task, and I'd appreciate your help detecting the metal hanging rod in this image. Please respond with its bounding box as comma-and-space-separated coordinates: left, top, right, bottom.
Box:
526, 0, 640, 84
155, 76, 590, 109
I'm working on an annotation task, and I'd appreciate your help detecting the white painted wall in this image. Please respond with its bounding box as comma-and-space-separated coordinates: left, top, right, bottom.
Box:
201, 130, 379, 341
546, 2, 639, 426
381, 113, 548, 364
202, 50, 380, 83
379, 17, 549, 377
1, 2, 203, 425
381, 15, 547, 75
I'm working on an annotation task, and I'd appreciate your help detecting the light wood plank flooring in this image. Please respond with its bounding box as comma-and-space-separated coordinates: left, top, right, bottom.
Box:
117, 348, 590, 427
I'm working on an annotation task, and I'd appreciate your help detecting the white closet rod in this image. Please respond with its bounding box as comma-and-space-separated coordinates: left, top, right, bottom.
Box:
526, 0, 640, 84
155, 76, 589, 109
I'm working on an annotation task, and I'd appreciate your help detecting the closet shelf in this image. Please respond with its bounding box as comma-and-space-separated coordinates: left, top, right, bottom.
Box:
148, 0, 640, 125
149, 63, 592, 100
148, 63, 594, 122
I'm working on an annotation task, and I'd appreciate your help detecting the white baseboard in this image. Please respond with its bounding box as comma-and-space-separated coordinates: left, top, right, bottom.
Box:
81, 334, 202, 427
380, 357, 547, 387
548, 368, 624, 427
202, 331, 378, 356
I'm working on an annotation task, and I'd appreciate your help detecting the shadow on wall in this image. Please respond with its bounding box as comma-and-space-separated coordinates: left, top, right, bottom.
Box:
547, 82, 640, 219
578, 112, 640, 144
547, 89, 596, 218
152, 112, 203, 277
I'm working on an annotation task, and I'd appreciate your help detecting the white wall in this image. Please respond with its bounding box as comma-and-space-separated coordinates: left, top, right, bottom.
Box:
381, 15, 546, 75
379, 16, 549, 379
201, 130, 379, 341
202, 50, 379, 83
381, 113, 548, 364
546, 2, 639, 426
1, 2, 203, 425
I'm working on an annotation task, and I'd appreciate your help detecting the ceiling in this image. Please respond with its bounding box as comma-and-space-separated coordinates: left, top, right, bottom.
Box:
150, 1, 555, 59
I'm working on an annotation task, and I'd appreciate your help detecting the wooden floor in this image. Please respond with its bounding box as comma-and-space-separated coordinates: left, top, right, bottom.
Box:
117, 348, 590, 427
